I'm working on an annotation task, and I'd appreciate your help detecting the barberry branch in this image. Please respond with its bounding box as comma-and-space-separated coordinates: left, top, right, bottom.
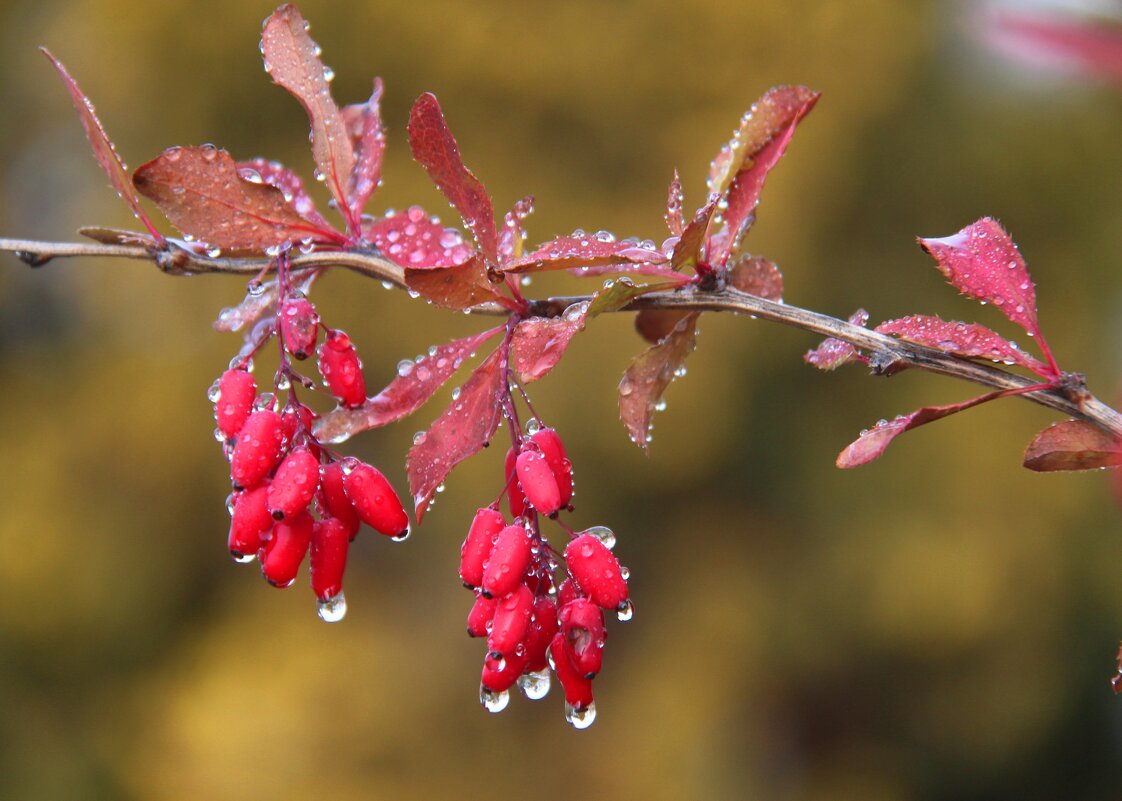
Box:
4, 235, 1119, 439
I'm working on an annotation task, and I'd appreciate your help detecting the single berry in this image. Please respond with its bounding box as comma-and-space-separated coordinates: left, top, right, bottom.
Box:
487, 584, 534, 658
228, 484, 273, 560
280, 403, 319, 448
515, 448, 561, 518
523, 595, 559, 672
261, 510, 314, 588
504, 446, 527, 518
319, 461, 361, 538
466, 592, 498, 638
481, 648, 529, 694
318, 329, 366, 408
559, 598, 606, 678
279, 296, 320, 359
268, 448, 321, 520
549, 632, 594, 710
214, 368, 257, 439
310, 516, 350, 601
564, 533, 628, 611
460, 507, 506, 588
343, 460, 409, 538
530, 428, 573, 506
557, 577, 582, 607
481, 524, 533, 600
230, 409, 286, 489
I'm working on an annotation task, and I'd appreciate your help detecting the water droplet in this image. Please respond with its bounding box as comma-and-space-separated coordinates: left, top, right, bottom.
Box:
525, 418, 542, 436
391, 523, 412, 542
451, 387, 462, 401
616, 599, 634, 621
480, 685, 510, 713
517, 668, 552, 700
317, 591, 347, 622
397, 359, 414, 377
564, 701, 597, 728
584, 525, 616, 549
231, 550, 255, 564
520, 275, 533, 286
322, 66, 335, 82
619, 566, 631, 580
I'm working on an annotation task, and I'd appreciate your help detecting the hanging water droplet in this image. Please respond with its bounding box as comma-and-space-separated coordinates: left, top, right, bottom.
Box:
520, 275, 532, 286
316, 591, 347, 622
207, 380, 222, 403
246, 280, 266, 297
480, 685, 510, 713
525, 418, 542, 436
616, 599, 634, 621
584, 525, 616, 549
517, 668, 552, 700
391, 523, 412, 542
231, 550, 255, 564
564, 701, 597, 729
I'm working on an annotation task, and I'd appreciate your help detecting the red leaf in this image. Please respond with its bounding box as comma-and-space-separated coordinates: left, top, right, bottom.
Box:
132, 145, 334, 250
634, 309, 692, 345
498, 196, 534, 264
407, 93, 498, 261
41, 49, 162, 241
875, 314, 1050, 377
980, 8, 1122, 85
728, 255, 783, 301
918, 217, 1041, 337
671, 197, 718, 272
237, 157, 334, 231
314, 326, 504, 443
837, 391, 1004, 468
665, 170, 685, 237
505, 233, 667, 274
365, 207, 476, 269
619, 312, 700, 450
1023, 419, 1122, 472
260, 4, 355, 227
408, 346, 506, 521
804, 309, 868, 371
404, 255, 504, 310
342, 78, 386, 221
511, 302, 590, 383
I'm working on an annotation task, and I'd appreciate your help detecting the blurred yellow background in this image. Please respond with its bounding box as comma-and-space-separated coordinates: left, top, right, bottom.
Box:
3, 1, 1122, 799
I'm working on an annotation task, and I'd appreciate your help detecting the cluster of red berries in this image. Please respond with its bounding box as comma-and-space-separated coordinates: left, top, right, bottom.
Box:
211, 289, 409, 621
460, 425, 632, 728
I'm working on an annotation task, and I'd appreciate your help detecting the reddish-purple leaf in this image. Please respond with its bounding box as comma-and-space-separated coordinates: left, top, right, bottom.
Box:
1023, 419, 1122, 472
315, 326, 503, 443
404, 255, 504, 310
805, 309, 869, 371
586, 276, 682, 317
511, 302, 590, 383
918, 217, 1041, 336
875, 314, 1050, 376
133, 145, 335, 250
408, 346, 506, 521
260, 4, 355, 227
837, 391, 1005, 468
671, 197, 718, 272
505, 233, 667, 274
237, 157, 334, 232
979, 7, 1122, 85
342, 78, 386, 221
635, 309, 692, 345
665, 170, 685, 237
408, 93, 498, 262
41, 48, 162, 241
365, 207, 476, 269
619, 312, 700, 450
498, 196, 534, 264
728, 255, 783, 301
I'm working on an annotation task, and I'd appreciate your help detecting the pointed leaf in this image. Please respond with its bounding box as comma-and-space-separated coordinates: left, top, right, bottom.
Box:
404, 255, 504, 310
665, 170, 685, 236
342, 78, 386, 221
408, 93, 498, 261
875, 314, 1050, 376
366, 207, 476, 268
619, 312, 700, 450
408, 346, 506, 520
498, 196, 534, 263
728, 255, 783, 301
315, 326, 504, 443
237, 157, 334, 231
671, 197, 718, 272
837, 391, 1004, 468
1023, 419, 1122, 472
41, 48, 162, 240
586, 276, 682, 317
261, 4, 355, 222
133, 145, 335, 250
918, 217, 1042, 337
505, 233, 667, 274
511, 302, 590, 383
804, 309, 869, 371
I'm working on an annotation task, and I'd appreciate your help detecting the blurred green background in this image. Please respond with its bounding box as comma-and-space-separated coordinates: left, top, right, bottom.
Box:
3, 0, 1122, 798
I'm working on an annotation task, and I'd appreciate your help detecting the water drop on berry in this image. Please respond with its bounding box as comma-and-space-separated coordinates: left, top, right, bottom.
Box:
585, 525, 616, 549
480, 685, 510, 713
616, 599, 634, 622
316, 591, 347, 622
564, 701, 597, 729
525, 418, 542, 436
517, 668, 552, 700
391, 523, 412, 543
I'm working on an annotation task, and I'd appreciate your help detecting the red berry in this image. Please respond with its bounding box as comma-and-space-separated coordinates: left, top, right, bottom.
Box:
230, 409, 286, 489
466, 592, 498, 638
279, 296, 319, 359
227, 484, 273, 559
481, 648, 529, 694
549, 633, 594, 709
557, 577, 582, 607
565, 534, 628, 611
261, 510, 313, 587
515, 448, 561, 517
214, 368, 257, 439
460, 507, 505, 588
343, 460, 409, 538
267, 448, 321, 519
523, 595, 559, 672
319, 461, 361, 538
530, 428, 573, 506
280, 402, 318, 446
559, 598, 606, 678
481, 524, 533, 600
310, 516, 350, 601
318, 329, 366, 408
504, 446, 527, 518
487, 584, 534, 658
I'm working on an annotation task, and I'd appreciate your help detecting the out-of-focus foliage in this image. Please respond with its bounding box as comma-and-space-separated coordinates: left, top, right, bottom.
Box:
2, 1, 1122, 799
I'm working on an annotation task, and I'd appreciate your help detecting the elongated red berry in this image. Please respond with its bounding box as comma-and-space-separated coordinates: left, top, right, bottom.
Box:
504, 446, 527, 518
310, 516, 350, 601
320, 461, 361, 538
530, 428, 573, 506
516, 448, 561, 517
268, 448, 320, 520
279, 296, 320, 359
280, 402, 318, 446
230, 409, 286, 489
559, 598, 606, 678
467, 592, 498, 638
524, 595, 559, 672
228, 484, 273, 559
565, 533, 628, 611
549, 633, 594, 708
214, 368, 257, 439
557, 577, 582, 607
460, 507, 505, 588
481, 524, 533, 599
343, 460, 409, 538
261, 510, 313, 587
481, 649, 529, 694
318, 329, 366, 408
488, 584, 534, 658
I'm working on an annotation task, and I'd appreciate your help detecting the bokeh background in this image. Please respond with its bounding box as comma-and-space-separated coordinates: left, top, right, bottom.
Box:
3, 0, 1122, 798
